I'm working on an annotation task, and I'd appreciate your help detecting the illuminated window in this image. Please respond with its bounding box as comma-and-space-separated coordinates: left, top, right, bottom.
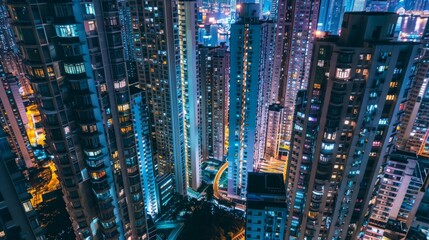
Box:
320, 154, 329, 162
22, 201, 33, 212
85, 3, 95, 15
55, 24, 78, 37
121, 125, 132, 133
47, 66, 55, 78
34, 68, 45, 78
322, 142, 335, 151
362, 69, 369, 79
379, 118, 388, 125
100, 84, 107, 93
377, 66, 386, 72
90, 170, 106, 180
81, 124, 97, 133
336, 68, 351, 79
294, 125, 303, 131
64, 63, 85, 74
114, 80, 126, 89
86, 21, 96, 31
386, 95, 395, 101
390, 82, 398, 88
118, 103, 130, 112
85, 149, 102, 157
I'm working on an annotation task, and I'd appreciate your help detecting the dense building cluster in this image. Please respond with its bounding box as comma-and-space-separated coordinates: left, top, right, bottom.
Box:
0, 0, 429, 239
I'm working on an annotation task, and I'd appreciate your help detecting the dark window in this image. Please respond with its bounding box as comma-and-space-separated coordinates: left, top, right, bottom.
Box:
0, 208, 12, 222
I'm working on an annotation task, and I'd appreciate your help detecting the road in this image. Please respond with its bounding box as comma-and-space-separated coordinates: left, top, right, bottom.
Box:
213, 162, 228, 200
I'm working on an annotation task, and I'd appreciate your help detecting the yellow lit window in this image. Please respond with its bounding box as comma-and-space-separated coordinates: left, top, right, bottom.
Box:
390, 82, 398, 88
121, 125, 132, 133
118, 103, 130, 112
91, 170, 106, 180
386, 95, 395, 101
34, 68, 45, 78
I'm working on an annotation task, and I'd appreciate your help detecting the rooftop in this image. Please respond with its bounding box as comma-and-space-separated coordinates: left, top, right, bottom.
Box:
247, 172, 285, 195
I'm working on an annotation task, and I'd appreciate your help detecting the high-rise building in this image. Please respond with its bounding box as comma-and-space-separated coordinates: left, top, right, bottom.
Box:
281, 0, 320, 147
396, 15, 429, 155
130, 87, 159, 217
0, 63, 34, 168
264, 0, 293, 162
199, 43, 230, 161
0, 4, 32, 97
317, 0, 366, 35
0, 129, 44, 240
7, 1, 153, 238
364, 150, 429, 239
245, 172, 287, 240
198, 24, 219, 47
285, 12, 420, 239
264, 104, 283, 160
227, 3, 274, 199
177, 0, 202, 191
155, 174, 175, 213
406, 174, 429, 239
129, 0, 200, 195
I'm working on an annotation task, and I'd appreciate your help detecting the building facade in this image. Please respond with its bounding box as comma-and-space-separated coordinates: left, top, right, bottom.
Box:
199, 44, 230, 161
129, 0, 188, 196
7, 1, 152, 238
0, 63, 34, 168
396, 15, 429, 155
285, 12, 419, 239
130, 87, 159, 217
178, 0, 202, 191
364, 150, 429, 239
227, 3, 273, 199
245, 172, 287, 240
281, 0, 320, 147
0, 129, 44, 240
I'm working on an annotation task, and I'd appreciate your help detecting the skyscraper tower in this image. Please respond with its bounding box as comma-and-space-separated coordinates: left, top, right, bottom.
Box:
178, 0, 202, 191
129, 0, 187, 196
130, 87, 159, 217
199, 44, 230, 161
396, 17, 429, 155
317, 0, 365, 35
130, 0, 202, 194
0, 63, 34, 168
7, 1, 152, 239
281, 0, 320, 146
227, 3, 274, 199
285, 12, 419, 239
364, 150, 429, 239
264, 0, 293, 161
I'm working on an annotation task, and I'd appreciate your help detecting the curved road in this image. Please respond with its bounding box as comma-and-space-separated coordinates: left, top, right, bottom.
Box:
213, 162, 228, 200
212, 162, 246, 240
